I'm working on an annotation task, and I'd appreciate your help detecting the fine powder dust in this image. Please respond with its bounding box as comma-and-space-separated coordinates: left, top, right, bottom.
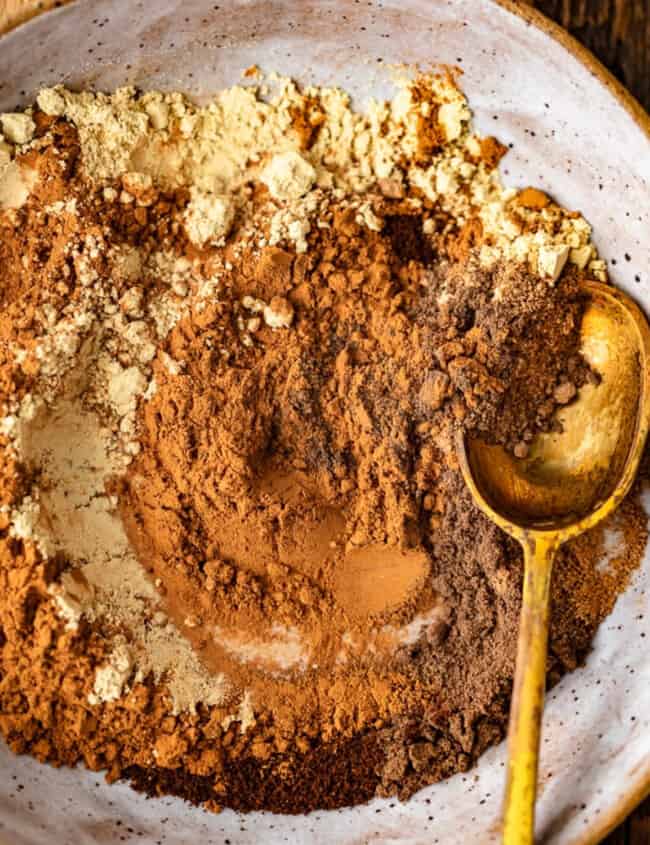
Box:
0, 70, 647, 815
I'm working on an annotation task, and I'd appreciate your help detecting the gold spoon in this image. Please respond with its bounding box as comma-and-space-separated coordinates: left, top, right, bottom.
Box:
456, 280, 650, 845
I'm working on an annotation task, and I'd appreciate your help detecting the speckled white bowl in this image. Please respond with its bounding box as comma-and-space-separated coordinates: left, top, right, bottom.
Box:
0, 2, 649, 843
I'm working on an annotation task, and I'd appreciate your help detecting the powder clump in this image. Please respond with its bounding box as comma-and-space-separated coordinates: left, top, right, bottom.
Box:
260, 151, 317, 200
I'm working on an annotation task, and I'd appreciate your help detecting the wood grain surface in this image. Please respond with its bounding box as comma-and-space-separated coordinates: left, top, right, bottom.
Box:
1, 0, 649, 842
524, 0, 650, 113
0, 0, 69, 34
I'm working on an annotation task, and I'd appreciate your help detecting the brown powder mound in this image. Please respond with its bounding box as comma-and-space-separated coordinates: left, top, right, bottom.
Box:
108, 205, 639, 808
0, 112, 647, 818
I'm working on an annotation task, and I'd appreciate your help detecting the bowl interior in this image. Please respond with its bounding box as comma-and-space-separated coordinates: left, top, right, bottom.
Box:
0, 2, 649, 843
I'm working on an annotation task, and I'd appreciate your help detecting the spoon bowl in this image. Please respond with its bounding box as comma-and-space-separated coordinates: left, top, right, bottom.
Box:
457, 280, 650, 844
460, 282, 650, 537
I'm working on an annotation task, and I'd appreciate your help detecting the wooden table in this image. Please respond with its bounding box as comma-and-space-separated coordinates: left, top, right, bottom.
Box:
1, 0, 649, 842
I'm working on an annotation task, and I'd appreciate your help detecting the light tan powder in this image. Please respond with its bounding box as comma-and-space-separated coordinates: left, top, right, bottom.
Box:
26, 75, 602, 282
0, 219, 232, 714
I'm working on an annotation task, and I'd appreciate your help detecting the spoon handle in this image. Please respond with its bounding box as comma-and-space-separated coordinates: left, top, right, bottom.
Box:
503, 535, 558, 845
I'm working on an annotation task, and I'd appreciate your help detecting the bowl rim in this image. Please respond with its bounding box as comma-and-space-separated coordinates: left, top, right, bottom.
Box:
1, 1, 649, 842
494, 3, 650, 840
495, 0, 650, 142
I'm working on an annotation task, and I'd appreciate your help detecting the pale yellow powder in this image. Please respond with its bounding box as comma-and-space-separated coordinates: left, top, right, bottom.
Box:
260, 151, 316, 201
16, 387, 229, 714
3, 235, 230, 713
0, 112, 35, 145
22, 75, 602, 283
88, 638, 134, 705
184, 187, 235, 247
0, 160, 37, 210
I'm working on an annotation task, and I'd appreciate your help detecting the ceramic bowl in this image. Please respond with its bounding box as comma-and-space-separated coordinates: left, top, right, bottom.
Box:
0, 2, 649, 843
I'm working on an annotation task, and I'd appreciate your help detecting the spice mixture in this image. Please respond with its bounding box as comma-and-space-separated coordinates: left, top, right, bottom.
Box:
0, 71, 647, 813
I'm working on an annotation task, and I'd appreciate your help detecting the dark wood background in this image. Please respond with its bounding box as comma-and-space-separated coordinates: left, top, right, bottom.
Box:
522, 2, 650, 840
1, 0, 649, 842
525, 0, 649, 112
